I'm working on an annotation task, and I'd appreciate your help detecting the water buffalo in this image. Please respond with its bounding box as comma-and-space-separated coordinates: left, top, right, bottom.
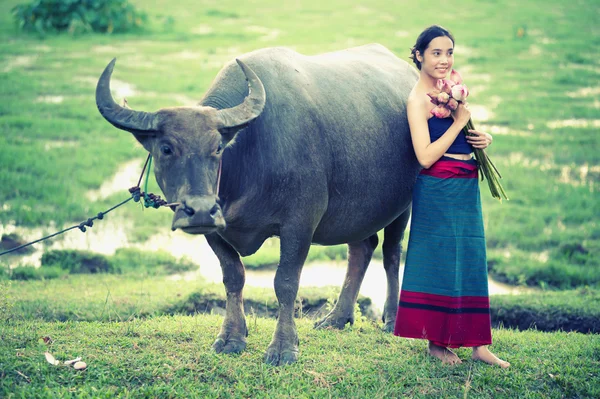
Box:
96, 44, 420, 365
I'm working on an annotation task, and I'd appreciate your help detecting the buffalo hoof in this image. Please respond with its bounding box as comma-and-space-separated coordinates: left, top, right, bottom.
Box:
264, 348, 298, 366
314, 314, 352, 330
382, 320, 395, 333
212, 337, 246, 354
381, 313, 396, 333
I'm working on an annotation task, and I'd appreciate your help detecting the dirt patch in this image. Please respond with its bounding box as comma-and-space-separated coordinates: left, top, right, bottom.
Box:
245, 26, 280, 41
167, 290, 376, 321
86, 159, 145, 201
191, 25, 213, 35
35, 96, 64, 104
2, 55, 37, 73
44, 140, 79, 151
567, 87, 600, 98
546, 119, 600, 129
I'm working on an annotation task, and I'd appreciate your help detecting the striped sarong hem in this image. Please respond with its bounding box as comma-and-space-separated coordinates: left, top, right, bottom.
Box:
394, 157, 492, 348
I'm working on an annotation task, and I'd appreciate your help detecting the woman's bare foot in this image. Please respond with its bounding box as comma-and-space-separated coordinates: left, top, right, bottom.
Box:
472, 346, 510, 368
428, 342, 462, 365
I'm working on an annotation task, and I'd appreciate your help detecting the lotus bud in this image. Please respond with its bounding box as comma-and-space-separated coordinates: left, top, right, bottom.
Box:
449, 69, 463, 85
436, 79, 444, 90
431, 105, 451, 119
427, 90, 441, 105
451, 84, 469, 102
437, 92, 450, 104
446, 98, 459, 111
440, 79, 454, 94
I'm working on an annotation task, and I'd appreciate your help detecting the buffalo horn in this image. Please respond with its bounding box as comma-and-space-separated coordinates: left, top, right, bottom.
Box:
96, 58, 160, 134
216, 59, 266, 129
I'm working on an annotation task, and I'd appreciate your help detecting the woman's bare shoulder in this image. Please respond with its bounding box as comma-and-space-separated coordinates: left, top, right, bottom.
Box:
407, 87, 430, 113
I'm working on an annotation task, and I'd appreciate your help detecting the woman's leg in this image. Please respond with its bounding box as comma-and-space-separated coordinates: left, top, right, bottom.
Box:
472, 346, 510, 368
428, 341, 462, 365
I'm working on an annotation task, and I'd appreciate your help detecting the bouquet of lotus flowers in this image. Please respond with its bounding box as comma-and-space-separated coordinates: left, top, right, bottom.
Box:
428, 70, 508, 201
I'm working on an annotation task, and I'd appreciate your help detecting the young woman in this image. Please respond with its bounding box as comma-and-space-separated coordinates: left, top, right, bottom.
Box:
394, 25, 510, 368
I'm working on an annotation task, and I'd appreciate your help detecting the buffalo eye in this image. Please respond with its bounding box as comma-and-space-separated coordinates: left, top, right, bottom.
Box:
160, 144, 173, 156
216, 142, 223, 155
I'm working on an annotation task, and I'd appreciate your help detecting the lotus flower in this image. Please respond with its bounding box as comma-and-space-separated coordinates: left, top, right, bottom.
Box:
440, 79, 455, 94
431, 105, 451, 118
451, 84, 469, 102
427, 89, 441, 105
427, 70, 507, 200
437, 92, 450, 104
446, 98, 458, 111
449, 69, 463, 85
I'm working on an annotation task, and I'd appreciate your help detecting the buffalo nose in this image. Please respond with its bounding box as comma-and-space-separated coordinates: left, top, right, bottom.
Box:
171, 197, 225, 232
182, 201, 195, 216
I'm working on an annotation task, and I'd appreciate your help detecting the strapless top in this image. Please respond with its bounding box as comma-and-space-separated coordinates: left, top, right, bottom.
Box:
427, 117, 472, 154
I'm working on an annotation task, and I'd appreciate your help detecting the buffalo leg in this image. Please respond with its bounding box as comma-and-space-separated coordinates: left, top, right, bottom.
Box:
205, 233, 248, 354
264, 227, 312, 366
314, 234, 379, 330
381, 208, 411, 332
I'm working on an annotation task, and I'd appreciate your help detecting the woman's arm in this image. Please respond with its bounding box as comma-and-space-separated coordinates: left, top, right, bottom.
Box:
407, 96, 471, 169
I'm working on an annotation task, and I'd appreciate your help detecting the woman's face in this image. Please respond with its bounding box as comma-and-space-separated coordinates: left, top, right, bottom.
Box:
418, 36, 454, 80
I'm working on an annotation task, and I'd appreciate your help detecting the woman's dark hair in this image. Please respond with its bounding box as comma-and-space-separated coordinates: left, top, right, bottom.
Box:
410, 25, 455, 70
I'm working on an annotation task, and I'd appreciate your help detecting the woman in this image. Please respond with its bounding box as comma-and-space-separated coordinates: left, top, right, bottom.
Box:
394, 25, 509, 368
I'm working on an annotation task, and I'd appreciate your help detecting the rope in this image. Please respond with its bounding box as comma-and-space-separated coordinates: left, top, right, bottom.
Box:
0, 197, 133, 257
0, 154, 170, 258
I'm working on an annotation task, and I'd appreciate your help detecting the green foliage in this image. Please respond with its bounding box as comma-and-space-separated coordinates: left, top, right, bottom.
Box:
491, 288, 600, 333
488, 244, 600, 289
42, 249, 116, 274
39, 248, 197, 277
111, 248, 197, 276
10, 265, 67, 280
12, 0, 147, 35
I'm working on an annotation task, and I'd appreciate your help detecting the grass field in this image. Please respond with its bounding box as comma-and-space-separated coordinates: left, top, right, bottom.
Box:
1, 0, 598, 287
1, 314, 599, 398
0, 0, 599, 396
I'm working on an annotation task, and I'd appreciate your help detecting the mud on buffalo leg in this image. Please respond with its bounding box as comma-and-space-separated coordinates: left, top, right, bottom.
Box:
314, 234, 378, 330
264, 226, 313, 366
381, 209, 411, 332
205, 233, 248, 354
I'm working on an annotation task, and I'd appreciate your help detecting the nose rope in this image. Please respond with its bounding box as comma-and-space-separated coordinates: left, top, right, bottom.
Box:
129, 154, 171, 209
216, 157, 223, 197
0, 154, 173, 257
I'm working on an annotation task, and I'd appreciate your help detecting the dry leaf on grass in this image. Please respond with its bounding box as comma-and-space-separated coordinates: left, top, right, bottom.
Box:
44, 352, 59, 366
73, 361, 87, 370
40, 336, 53, 344
64, 357, 82, 366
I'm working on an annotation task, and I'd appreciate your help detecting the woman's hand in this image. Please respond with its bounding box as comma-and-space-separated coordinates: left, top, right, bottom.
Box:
466, 129, 493, 149
453, 102, 471, 128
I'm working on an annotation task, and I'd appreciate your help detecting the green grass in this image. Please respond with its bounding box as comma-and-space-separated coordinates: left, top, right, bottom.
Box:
0, 1, 599, 395
5, 273, 598, 334
0, 315, 598, 398
1, 273, 373, 323
1, 0, 598, 287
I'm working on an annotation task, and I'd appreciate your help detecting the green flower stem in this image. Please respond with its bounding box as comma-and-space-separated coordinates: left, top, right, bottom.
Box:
465, 119, 509, 201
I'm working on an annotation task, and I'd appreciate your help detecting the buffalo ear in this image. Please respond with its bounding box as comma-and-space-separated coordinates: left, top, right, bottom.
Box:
217, 125, 246, 147
132, 133, 158, 153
